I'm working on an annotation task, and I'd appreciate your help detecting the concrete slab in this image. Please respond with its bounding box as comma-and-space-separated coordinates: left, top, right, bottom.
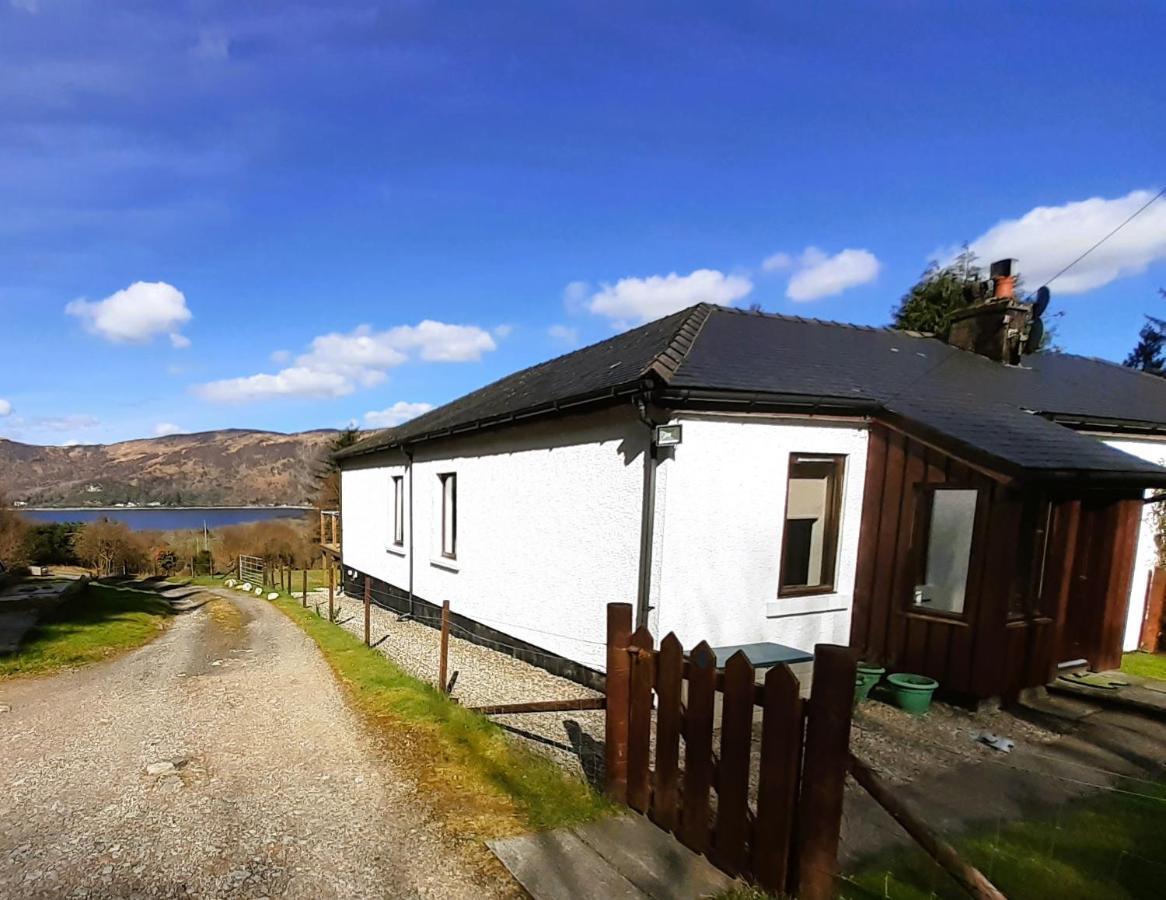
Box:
489, 827, 649, 900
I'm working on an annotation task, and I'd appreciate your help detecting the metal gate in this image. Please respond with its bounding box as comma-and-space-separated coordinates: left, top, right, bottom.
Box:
238, 554, 264, 585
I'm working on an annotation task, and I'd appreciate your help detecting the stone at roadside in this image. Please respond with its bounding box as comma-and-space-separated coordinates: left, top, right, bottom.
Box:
145, 762, 175, 776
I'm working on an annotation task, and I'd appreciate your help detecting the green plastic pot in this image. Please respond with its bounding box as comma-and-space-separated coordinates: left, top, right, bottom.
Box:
886, 673, 939, 715
854, 662, 885, 704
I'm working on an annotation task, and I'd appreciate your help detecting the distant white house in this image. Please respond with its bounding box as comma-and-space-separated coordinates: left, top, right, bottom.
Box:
336, 294, 1166, 699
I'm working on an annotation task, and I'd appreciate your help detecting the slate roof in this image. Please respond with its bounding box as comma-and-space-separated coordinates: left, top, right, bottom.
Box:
337, 304, 1166, 483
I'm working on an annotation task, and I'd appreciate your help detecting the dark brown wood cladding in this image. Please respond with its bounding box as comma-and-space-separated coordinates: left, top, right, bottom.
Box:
851, 422, 1142, 699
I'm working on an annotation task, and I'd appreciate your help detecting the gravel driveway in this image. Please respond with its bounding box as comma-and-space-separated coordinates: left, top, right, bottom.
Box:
0, 587, 508, 899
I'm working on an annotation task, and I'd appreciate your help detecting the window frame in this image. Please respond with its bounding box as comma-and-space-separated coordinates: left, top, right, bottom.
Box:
777, 453, 847, 599
391, 475, 404, 547
909, 484, 982, 620
438, 472, 457, 560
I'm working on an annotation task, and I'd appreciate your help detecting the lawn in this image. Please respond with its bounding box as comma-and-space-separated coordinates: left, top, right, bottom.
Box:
1120, 652, 1166, 682
0, 583, 174, 678
256, 582, 610, 839
843, 779, 1166, 899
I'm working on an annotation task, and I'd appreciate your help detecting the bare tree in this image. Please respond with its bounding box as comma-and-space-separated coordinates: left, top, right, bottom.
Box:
0, 494, 29, 571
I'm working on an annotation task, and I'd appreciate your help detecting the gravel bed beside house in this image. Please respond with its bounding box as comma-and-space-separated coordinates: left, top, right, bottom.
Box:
320, 590, 606, 786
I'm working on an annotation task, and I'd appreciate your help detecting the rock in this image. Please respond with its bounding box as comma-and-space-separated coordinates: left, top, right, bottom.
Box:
255, 588, 264, 596
0, 704, 11, 714
239, 582, 252, 592
267, 592, 279, 601
145, 762, 175, 777
224, 579, 237, 588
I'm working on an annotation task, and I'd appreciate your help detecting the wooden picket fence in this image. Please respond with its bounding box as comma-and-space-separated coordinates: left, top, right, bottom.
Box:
603, 603, 856, 900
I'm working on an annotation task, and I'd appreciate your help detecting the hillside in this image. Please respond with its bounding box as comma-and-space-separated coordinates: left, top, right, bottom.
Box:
0, 429, 338, 508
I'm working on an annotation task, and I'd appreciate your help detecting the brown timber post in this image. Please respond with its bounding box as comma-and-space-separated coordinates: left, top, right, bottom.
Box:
328, 562, 335, 622
301, 568, 308, 608
363, 576, 371, 646
439, 600, 451, 692
604, 602, 633, 804
796, 644, 857, 900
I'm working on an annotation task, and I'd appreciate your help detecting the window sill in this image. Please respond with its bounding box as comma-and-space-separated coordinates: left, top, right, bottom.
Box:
430, 556, 460, 573
766, 594, 848, 618
904, 609, 969, 627
386, 544, 407, 558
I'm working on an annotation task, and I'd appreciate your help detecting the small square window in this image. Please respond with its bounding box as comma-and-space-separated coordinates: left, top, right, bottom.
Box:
438, 473, 457, 559
778, 454, 845, 597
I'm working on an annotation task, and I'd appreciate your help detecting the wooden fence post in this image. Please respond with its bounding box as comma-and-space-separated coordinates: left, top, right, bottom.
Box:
363, 576, 371, 646
626, 625, 656, 813
301, 568, 308, 608
604, 602, 633, 804
328, 561, 335, 622
439, 600, 451, 692
796, 644, 857, 900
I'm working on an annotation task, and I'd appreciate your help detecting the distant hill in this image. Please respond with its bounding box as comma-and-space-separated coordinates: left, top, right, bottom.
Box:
0, 429, 338, 508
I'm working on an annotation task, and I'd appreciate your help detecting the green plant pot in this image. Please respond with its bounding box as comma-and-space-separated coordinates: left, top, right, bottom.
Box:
855, 662, 885, 704
886, 673, 939, 715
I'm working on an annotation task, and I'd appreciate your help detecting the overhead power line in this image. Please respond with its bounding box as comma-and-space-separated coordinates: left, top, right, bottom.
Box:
1039, 186, 1166, 290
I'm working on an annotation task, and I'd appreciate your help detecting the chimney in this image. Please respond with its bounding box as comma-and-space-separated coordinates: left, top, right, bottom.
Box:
944, 258, 1031, 365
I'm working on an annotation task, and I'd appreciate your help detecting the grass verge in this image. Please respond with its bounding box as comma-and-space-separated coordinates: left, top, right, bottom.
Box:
1121, 651, 1166, 681
266, 589, 611, 839
0, 583, 173, 678
843, 778, 1166, 899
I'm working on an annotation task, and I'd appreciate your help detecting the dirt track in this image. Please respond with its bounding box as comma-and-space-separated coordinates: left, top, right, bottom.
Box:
0, 586, 506, 899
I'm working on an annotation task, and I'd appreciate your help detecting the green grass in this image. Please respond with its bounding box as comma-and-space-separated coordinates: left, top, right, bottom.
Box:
844, 779, 1166, 899
0, 584, 174, 678
264, 586, 611, 838
1121, 652, 1166, 682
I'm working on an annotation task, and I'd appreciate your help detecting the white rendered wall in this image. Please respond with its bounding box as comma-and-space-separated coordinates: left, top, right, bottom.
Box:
1102, 436, 1166, 652
652, 415, 869, 655
341, 409, 647, 671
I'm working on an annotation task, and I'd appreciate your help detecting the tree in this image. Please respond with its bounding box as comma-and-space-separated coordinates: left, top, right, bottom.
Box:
0, 495, 29, 571
891, 247, 988, 335
1123, 290, 1166, 376
74, 518, 147, 576
24, 522, 81, 566
313, 425, 361, 512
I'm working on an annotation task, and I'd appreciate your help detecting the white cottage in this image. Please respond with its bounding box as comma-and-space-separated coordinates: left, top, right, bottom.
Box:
336, 298, 1166, 699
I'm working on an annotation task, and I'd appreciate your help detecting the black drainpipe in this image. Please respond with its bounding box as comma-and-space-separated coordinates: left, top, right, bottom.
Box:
635, 394, 661, 630
404, 444, 415, 620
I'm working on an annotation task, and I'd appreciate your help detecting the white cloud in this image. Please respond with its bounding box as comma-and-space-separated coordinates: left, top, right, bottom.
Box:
784, 248, 881, 301
493, 324, 513, 339
9, 0, 38, 13
761, 251, 794, 272
35, 414, 100, 432
563, 280, 591, 313
153, 422, 183, 437
270, 349, 292, 364
196, 320, 496, 403
961, 189, 1166, 295
0, 399, 10, 417
363, 401, 435, 428
65, 281, 192, 345
169, 332, 191, 349
547, 324, 579, 345
586, 269, 753, 325
60, 439, 83, 447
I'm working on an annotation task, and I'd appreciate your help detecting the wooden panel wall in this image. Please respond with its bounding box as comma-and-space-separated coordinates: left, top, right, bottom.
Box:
851, 423, 1059, 699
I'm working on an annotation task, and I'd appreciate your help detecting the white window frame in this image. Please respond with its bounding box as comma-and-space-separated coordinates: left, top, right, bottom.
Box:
438, 472, 457, 560
391, 475, 404, 548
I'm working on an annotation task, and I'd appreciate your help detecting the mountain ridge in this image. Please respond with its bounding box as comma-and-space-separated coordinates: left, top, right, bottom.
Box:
0, 429, 338, 508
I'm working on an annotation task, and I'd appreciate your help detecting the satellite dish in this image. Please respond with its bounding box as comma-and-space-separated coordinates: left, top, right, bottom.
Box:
1025, 317, 1045, 354
1032, 286, 1051, 318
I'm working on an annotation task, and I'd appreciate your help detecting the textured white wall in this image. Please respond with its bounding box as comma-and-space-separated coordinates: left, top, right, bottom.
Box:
652, 415, 869, 655
1102, 436, 1166, 651
341, 409, 647, 670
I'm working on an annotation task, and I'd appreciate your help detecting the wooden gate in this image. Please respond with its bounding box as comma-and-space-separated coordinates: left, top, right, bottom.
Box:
603, 603, 856, 899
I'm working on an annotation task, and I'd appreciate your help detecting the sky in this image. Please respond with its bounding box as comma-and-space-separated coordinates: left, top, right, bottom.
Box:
1, 1, 1164, 446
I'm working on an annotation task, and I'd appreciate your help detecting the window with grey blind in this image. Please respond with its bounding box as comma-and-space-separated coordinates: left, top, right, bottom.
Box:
391, 475, 404, 546
438, 473, 457, 559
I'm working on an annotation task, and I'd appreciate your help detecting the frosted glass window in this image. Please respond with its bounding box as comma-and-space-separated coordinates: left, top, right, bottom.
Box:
779, 454, 845, 596
915, 489, 978, 615
392, 476, 404, 546
439, 473, 457, 559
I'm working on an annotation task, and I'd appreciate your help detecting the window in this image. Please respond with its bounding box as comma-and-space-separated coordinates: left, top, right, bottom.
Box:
913, 488, 978, 615
391, 475, 404, 546
438, 473, 457, 559
778, 454, 845, 597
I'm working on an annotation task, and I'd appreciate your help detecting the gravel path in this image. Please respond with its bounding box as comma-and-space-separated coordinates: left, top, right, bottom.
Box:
0, 587, 508, 899
324, 591, 606, 786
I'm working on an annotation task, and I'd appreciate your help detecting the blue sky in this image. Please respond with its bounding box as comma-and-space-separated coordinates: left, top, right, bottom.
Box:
2, 1, 1164, 446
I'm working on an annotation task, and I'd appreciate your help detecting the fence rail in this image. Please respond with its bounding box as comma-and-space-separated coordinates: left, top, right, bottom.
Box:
603, 602, 856, 899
